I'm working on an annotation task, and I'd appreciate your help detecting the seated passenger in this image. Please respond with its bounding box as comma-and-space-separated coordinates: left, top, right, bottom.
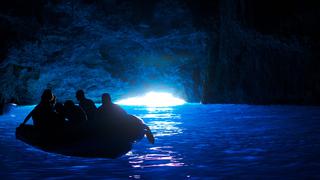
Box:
54, 102, 66, 128
76, 90, 97, 121
96, 93, 127, 129
21, 89, 56, 129
64, 100, 87, 125
97, 93, 155, 143
97, 93, 127, 119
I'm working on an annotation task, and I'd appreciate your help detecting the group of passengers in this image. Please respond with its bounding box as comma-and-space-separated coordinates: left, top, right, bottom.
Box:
21, 89, 126, 131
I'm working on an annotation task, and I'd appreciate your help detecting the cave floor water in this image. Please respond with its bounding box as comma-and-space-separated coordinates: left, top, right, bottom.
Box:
0, 104, 320, 179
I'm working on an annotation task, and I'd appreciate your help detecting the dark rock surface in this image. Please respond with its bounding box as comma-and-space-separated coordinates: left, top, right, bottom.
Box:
0, 0, 319, 105
0, 0, 207, 104
202, 0, 320, 105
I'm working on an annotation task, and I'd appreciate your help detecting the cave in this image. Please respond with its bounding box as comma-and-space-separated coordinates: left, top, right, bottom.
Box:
0, 0, 320, 179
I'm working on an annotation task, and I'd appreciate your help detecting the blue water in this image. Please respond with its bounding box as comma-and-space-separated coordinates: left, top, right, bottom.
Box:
1, 104, 320, 179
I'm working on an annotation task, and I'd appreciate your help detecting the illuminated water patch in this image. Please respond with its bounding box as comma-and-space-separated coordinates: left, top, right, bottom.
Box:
116, 92, 186, 107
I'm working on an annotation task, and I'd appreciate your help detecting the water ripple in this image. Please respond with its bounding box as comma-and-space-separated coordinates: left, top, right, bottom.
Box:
1, 104, 320, 178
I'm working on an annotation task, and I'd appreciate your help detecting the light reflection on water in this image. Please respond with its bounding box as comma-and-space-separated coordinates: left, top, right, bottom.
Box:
127, 146, 185, 168
147, 121, 183, 137
127, 106, 185, 168
134, 106, 183, 137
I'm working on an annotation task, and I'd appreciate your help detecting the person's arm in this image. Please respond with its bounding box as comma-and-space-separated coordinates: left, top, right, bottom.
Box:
79, 108, 88, 121
21, 109, 34, 125
91, 100, 97, 109
144, 124, 155, 144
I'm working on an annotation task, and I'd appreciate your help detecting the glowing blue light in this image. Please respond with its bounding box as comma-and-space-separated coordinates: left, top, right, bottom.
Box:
116, 92, 186, 107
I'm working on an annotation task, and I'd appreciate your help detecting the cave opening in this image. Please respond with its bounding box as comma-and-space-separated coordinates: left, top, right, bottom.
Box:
116, 91, 186, 107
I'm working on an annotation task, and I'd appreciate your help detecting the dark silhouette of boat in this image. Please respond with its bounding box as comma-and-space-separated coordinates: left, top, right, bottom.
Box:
16, 115, 154, 158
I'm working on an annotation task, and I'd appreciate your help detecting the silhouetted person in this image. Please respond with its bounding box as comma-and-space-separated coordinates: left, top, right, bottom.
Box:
97, 93, 155, 144
97, 93, 127, 119
76, 90, 97, 121
96, 93, 127, 135
64, 100, 87, 125
54, 102, 66, 128
0, 93, 4, 115
21, 89, 56, 129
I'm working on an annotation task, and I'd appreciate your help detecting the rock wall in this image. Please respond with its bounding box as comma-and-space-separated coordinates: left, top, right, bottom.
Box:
202, 0, 320, 104
0, 0, 319, 105
0, 0, 208, 104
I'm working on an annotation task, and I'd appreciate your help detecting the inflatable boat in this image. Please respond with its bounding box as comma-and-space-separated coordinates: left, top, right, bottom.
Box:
16, 115, 154, 158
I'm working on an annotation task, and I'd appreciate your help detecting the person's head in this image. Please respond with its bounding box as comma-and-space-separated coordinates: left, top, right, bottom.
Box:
76, 90, 85, 101
41, 89, 54, 103
101, 93, 111, 105
64, 100, 75, 109
55, 102, 64, 113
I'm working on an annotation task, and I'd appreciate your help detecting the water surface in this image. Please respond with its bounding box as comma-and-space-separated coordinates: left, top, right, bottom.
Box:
0, 104, 320, 179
